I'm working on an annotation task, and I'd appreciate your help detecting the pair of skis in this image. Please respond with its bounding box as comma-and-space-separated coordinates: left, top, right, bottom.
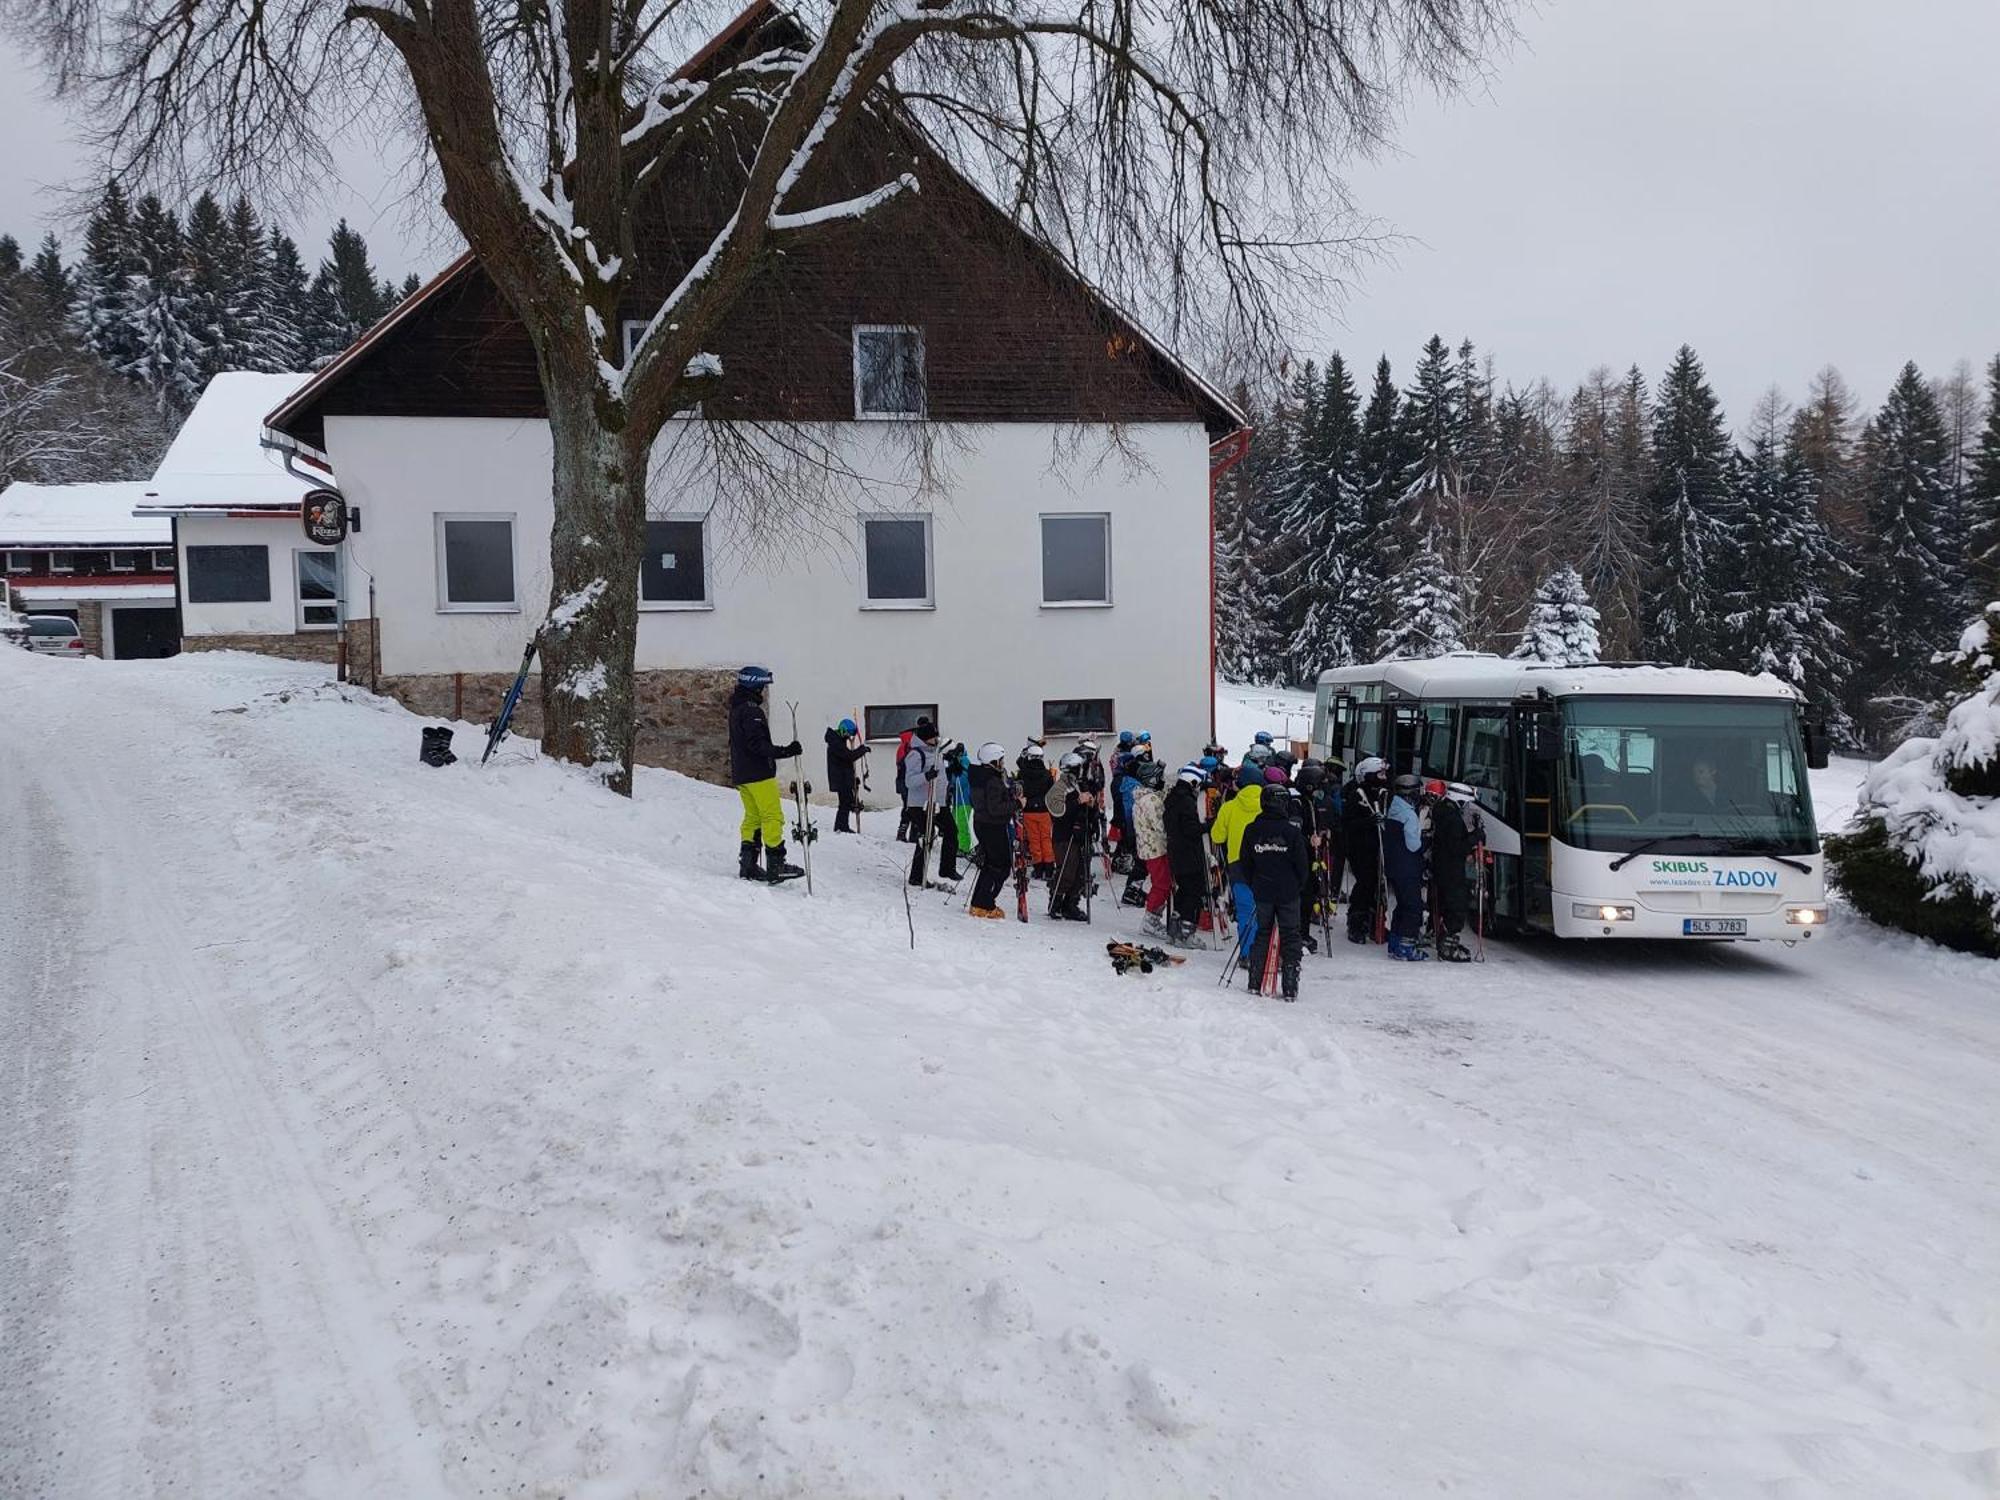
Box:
785, 702, 815, 895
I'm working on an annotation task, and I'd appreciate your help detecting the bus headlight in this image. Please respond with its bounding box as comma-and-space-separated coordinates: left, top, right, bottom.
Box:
1784, 906, 1827, 926
1573, 903, 1635, 922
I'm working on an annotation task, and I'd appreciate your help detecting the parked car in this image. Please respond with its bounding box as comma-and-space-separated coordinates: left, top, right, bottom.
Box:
22, 615, 88, 655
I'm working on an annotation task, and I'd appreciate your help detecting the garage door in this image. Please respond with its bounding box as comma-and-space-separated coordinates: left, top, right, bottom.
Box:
110, 607, 180, 660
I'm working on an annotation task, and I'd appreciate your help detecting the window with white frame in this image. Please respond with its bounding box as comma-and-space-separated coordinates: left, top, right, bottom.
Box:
4, 551, 30, 573
640, 517, 710, 608
151, 548, 174, 570
435, 513, 518, 611
853, 325, 925, 419
109, 550, 137, 573
48, 550, 74, 574
295, 549, 340, 630
1040, 513, 1112, 606
860, 513, 932, 607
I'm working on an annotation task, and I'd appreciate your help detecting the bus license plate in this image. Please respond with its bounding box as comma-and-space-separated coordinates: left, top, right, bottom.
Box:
1684, 918, 1748, 936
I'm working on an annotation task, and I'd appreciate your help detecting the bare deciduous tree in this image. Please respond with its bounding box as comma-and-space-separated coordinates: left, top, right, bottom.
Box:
5, 0, 1512, 792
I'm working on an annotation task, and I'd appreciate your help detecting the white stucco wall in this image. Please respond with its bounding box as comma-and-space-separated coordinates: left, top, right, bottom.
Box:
322, 415, 1217, 758
177, 514, 364, 638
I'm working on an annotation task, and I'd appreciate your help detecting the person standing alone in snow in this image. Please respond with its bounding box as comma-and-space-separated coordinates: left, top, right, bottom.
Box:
728, 666, 804, 882
966, 742, 1020, 918
825, 718, 869, 833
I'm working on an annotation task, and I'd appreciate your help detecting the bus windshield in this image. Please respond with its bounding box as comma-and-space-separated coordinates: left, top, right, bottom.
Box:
1557, 696, 1818, 854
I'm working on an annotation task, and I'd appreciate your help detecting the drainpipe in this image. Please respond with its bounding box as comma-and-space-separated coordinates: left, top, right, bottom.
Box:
1206, 429, 1253, 743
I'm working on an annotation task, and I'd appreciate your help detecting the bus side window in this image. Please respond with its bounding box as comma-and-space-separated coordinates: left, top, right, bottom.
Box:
1423, 703, 1456, 778
1455, 708, 1515, 824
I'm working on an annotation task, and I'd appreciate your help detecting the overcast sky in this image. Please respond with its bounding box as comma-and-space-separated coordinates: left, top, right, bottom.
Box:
3, 0, 1995, 429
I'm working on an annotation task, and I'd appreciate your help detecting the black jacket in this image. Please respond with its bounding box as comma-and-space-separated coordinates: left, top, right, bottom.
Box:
1341, 779, 1383, 868
1016, 755, 1054, 805
1238, 809, 1311, 903
1163, 781, 1207, 874
728, 685, 800, 786
968, 763, 1017, 824
1049, 775, 1098, 844
1430, 796, 1475, 886
824, 727, 868, 793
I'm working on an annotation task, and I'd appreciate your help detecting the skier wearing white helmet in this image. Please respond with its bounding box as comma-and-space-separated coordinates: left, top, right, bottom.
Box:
1015, 740, 1056, 877
1046, 750, 1099, 920
1343, 755, 1392, 943
966, 741, 1021, 919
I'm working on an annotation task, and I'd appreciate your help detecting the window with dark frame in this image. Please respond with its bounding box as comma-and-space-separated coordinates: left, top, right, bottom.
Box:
184, 544, 271, 603
1040, 513, 1111, 605
640, 518, 708, 606
863, 703, 937, 742
1042, 698, 1116, 737
861, 514, 932, 605
853, 325, 925, 418
436, 515, 517, 610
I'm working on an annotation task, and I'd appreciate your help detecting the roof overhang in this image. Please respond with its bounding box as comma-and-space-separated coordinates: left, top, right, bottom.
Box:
135, 502, 304, 520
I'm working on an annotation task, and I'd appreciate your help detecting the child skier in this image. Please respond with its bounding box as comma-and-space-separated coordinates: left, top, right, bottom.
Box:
1238, 782, 1311, 1000
1428, 780, 1480, 962
1132, 758, 1171, 934
1015, 740, 1055, 878
1162, 762, 1210, 946
824, 718, 869, 833
1047, 751, 1098, 921
1383, 772, 1429, 960
966, 742, 1020, 918
727, 665, 804, 883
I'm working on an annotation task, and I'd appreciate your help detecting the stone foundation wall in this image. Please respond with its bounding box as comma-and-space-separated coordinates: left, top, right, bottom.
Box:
380, 665, 738, 784
76, 601, 103, 657
182, 631, 340, 664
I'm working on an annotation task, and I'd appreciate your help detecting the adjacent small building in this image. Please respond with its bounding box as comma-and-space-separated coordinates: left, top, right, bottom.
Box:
0, 482, 180, 658
139, 371, 367, 663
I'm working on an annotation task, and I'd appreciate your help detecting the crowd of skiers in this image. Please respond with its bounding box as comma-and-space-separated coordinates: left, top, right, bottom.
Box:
728, 666, 1488, 1003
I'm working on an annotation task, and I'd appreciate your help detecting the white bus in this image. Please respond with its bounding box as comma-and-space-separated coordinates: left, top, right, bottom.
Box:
1311, 654, 1834, 941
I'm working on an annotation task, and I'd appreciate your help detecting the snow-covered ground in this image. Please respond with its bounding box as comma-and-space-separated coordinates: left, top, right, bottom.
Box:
3, 651, 1995, 1499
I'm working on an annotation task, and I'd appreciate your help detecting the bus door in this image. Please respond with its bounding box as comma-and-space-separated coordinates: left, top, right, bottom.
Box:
1389, 704, 1426, 775
1339, 699, 1387, 767
1513, 701, 1560, 929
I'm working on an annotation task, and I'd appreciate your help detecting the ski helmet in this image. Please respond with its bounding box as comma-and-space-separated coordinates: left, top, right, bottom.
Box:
1297, 761, 1326, 788
1446, 781, 1478, 802
1199, 755, 1219, 772
1021, 743, 1045, 760
1138, 759, 1166, 789
1253, 730, 1274, 746
1060, 751, 1085, 771
1354, 755, 1388, 780
1272, 748, 1297, 770
1117, 730, 1136, 747
977, 740, 1007, 766
1262, 783, 1293, 813
1136, 730, 1152, 745
1424, 777, 1447, 799
736, 665, 773, 688
1236, 764, 1261, 791
1076, 738, 1099, 757
1244, 743, 1275, 767
915, 715, 937, 738
1262, 765, 1290, 786
838, 717, 856, 735
1392, 772, 1424, 795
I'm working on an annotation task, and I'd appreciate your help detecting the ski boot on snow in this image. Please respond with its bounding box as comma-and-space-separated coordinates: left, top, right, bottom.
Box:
763, 842, 806, 883
738, 841, 765, 880
1164, 918, 1198, 949
1055, 900, 1090, 922
1386, 935, 1429, 962
1280, 960, 1301, 1002
1436, 933, 1474, 963
1142, 909, 1167, 937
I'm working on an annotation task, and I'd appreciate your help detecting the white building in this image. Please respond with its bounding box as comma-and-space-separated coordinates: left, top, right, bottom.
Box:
259, 5, 1245, 781
0, 482, 178, 657
138, 372, 367, 664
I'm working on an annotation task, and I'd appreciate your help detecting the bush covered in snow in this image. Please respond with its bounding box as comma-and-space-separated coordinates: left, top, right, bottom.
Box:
1826, 601, 2000, 956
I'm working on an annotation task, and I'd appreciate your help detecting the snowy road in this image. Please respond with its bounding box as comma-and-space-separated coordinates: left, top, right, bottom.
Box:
2, 650, 1996, 1498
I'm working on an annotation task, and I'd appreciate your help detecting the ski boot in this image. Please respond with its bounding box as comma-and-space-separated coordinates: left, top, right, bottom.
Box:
1281, 960, 1301, 1002
1386, 935, 1429, 961
763, 842, 806, 883
1437, 933, 1474, 963
1164, 918, 1197, 949
739, 841, 765, 881
1055, 900, 1090, 922
1302, 930, 1319, 955
1142, 909, 1167, 937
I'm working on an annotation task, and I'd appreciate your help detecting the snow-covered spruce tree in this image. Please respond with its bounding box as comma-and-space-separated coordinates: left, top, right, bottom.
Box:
1376, 524, 1466, 659
124, 193, 203, 417
21, 0, 1511, 792
1725, 415, 1853, 737
264, 230, 311, 369
0, 235, 19, 278
1355, 355, 1413, 660
28, 233, 67, 312
1966, 355, 2000, 607
1642, 345, 1733, 666
182, 191, 237, 388
1259, 359, 1317, 670
1213, 383, 1273, 685
1853, 362, 1963, 740
1281, 354, 1367, 679
1510, 564, 1600, 665
70, 182, 144, 376
1825, 601, 2000, 956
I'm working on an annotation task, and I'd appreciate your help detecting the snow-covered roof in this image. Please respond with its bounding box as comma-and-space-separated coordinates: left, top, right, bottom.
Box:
11, 580, 175, 601
0, 481, 169, 545
143, 372, 319, 512
1317, 653, 1803, 703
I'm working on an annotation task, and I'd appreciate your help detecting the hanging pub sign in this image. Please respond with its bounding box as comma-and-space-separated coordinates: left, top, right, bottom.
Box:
302, 488, 348, 545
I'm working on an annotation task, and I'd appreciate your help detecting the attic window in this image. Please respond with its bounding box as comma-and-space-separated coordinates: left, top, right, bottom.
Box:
853, 325, 925, 419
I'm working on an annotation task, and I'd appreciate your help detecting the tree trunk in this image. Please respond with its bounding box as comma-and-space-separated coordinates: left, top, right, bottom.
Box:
539, 374, 645, 795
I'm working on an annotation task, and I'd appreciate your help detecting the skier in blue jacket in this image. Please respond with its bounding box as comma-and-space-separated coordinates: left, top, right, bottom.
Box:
1383, 772, 1429, 960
